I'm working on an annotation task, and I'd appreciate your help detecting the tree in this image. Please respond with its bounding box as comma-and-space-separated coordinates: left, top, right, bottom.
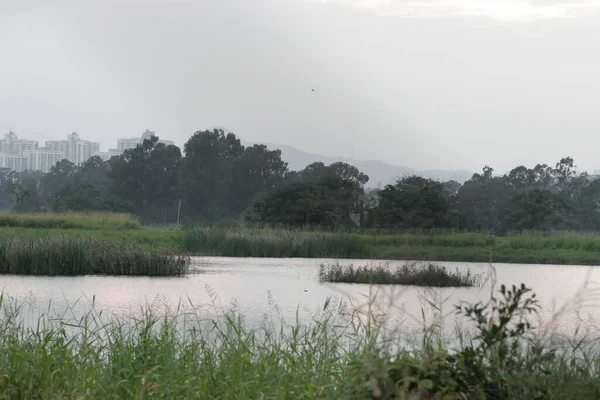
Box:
182, 129, 245, 221
572, 178, 600, 230
250, 162, 369, 228
0, 168, 18, 210
458, 168, 514, 234
13, 178, 41, 212
231, 144, 288, 216
39, 160, 78, 206
109, 136, 182, 223
501, 189, 566, 232
370, 176, 452, 230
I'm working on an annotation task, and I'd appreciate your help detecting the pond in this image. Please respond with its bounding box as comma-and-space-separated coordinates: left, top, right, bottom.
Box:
1, 257, 599, 342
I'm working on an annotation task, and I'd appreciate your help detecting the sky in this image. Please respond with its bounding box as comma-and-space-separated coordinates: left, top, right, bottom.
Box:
1, 0, 600, 173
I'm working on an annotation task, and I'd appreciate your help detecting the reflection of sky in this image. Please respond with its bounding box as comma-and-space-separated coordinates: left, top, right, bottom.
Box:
2, 257, 600, 341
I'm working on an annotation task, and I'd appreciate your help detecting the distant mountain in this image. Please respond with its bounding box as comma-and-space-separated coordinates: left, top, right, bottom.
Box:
243, 141, 473, 187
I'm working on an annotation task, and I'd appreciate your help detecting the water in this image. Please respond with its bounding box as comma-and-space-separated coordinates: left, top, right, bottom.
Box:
2, 257, 600, 341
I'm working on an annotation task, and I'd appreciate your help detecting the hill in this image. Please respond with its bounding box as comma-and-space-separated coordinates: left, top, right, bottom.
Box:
245, 141, 473, 187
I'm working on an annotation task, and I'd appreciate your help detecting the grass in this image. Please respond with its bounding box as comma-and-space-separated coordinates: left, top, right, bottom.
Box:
319, 262, 481, 287
0, 226, 185, 250
2, 284, 600, 398
4, 222, 600, 266
183, 226, 369, 258
0, 212, 141, 230
183, 227, 600, 265
0, 233, 189, 276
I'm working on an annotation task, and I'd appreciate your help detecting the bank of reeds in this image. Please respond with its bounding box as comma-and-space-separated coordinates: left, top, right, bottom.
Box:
0, 233, 188, 276
1, 283, 600, 398
319, 262, 481, 287
184, 227, 600, 264
184, 227, 369, 258
0, 212, 141, 230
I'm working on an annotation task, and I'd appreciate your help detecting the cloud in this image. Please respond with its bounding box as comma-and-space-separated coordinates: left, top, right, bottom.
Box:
315, 0, 600, 20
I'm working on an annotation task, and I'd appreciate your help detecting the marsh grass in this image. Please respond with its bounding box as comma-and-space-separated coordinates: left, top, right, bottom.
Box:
184, 227, 600, 264
184, 227, 369, 258
0, 212, 141, 230
319, 262, 481, 287
0, 233, 188, 276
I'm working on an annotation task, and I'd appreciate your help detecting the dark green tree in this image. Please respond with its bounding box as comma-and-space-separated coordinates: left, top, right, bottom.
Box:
370, 176, 453, 230
109, 136, 182, 223
458, 167, 514, 234
231, 144, 288, 217
251, 162, 369, 228
501, 189, 567, 232
182, 129, 245, 221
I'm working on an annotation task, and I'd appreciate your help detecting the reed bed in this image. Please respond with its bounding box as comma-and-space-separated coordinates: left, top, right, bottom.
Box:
1, 283, 600, 398
184, 227, 600, 264
0, 233, 188, 276
319, 262, 481, 287
0, 212, 141, 230
184, 227, 369, 258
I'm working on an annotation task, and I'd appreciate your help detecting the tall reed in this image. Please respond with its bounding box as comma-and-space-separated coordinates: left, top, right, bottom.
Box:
184, 227, 370, 258
0, 212, 141, 230
182, 227, 600, 264
319, 262, 481, 287
1, 284, 600, 398
0, 233, 188, 276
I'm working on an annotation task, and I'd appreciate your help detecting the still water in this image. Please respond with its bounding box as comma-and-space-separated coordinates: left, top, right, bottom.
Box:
1, 257, 599, 341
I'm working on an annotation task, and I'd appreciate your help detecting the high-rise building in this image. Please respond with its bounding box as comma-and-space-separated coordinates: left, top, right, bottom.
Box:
97, 149, 122, 161
45, 133, 99, 165
0, 130, 175, 173
117, 130, 175, 151
0, 131, 38, 154
63, 133, 100, 165
0, 153, 27, 172
117, 137, 142, 152
45, 140, 69, 160
23, 149, 65, 173
141, 129, 155, 141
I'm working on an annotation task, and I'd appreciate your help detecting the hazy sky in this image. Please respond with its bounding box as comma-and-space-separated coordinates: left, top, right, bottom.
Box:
2, 0, 600, 172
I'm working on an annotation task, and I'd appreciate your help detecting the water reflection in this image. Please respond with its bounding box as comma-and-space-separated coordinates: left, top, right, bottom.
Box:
1, 257, 599, 341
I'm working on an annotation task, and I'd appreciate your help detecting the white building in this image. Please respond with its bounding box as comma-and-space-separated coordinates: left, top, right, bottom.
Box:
117, 137, 142, 152
117, 130, 175, 151
45, 133, 100, 165
0, 153, 27, 172
0, 130, 174, 173
45, 140, 69, 160
23, 149, 65, 173
97, 149, 122, 161
0, 132, 38, 154
141, 129, 155, 141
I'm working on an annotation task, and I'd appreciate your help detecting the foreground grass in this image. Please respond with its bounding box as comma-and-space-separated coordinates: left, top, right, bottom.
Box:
183, 227, 600, 265
0, 233, 189, 276
0, 212, 141, 230
1, 284, 600, 398
319, 262, 481, 287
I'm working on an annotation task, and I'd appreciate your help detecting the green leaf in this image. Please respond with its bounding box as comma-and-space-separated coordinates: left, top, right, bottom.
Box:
420, 379, 434, 390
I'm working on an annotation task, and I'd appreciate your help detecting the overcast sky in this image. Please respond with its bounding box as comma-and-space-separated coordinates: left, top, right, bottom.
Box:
2, 0, 600, 173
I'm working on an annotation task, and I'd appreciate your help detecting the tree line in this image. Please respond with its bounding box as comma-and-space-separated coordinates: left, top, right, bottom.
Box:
0, 129, 598, 234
